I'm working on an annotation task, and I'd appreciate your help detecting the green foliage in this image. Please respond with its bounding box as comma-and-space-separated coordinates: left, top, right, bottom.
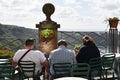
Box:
105, 17, 120, 22
0, 50, 15, 59
74, 45, 81, 49
108, 17, 119, 21
104, 17, 120, 24
40, 29, 54, 38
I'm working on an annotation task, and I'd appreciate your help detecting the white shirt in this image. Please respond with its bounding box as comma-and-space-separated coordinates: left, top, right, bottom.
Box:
13, 49, 46, 76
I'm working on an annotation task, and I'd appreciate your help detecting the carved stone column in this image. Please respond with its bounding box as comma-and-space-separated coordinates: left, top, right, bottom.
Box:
36, 3, 60, 55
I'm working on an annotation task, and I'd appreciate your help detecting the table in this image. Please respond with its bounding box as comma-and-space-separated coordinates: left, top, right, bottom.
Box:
54, 77, 87, 80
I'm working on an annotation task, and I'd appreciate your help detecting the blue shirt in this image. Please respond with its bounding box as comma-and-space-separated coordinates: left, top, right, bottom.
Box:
49, 46, 76, 74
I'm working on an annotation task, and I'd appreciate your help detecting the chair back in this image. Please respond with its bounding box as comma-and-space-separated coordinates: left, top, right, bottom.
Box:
19, 61, 35, 79
89, 57, 102, 71
71, 63, 90, 79
53, 63, 72, 78
0, 59, 14, 80
89, 57, 103, 79
102, 53, 115, 69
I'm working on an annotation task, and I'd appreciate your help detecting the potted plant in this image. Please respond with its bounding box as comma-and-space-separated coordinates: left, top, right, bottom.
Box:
107, 17, 119, 28
40, 29, 55, 40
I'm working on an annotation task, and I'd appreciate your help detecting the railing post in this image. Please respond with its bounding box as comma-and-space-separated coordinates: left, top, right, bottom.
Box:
108, 26, 119, 53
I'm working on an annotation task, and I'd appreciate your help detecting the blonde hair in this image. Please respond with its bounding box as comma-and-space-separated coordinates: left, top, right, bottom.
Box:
82, 35, 95, 45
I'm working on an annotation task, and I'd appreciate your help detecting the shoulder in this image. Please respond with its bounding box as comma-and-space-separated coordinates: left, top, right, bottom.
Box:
51, 48, 59, 53
30, 50, 44, 55
17, 49, 25, 52
80, 46, 86, 50
67, 49, 74, 53
30, 50, 46, 59
29, 49, 41, 53
15, 49, 26, 54
49, 48, 60, 57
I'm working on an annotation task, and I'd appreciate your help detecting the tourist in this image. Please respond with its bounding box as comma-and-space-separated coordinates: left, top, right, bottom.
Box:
76, 35, 100, 63
11, 38, 48, 80
49, 39, 76, 74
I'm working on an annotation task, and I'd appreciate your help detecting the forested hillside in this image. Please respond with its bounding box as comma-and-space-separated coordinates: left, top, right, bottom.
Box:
0, 23, 38, 51
0, 23, 38, 39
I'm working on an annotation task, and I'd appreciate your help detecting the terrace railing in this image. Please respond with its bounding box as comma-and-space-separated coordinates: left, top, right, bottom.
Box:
0, 31, 118, 53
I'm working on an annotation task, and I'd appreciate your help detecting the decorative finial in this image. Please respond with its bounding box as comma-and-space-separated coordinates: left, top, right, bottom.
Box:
42, 3, 55, 21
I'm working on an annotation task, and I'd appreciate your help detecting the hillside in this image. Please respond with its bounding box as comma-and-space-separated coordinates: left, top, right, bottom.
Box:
0, 23, 38, 39
0, 23, 38, 51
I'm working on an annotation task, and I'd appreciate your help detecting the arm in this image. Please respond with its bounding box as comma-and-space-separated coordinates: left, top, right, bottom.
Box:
76, 47, 85, 63
70, 51, 77, 64
41, 59, 48, 67
41, 59, 48, 72
9, 58, 18, 68
73, 56, 77, 64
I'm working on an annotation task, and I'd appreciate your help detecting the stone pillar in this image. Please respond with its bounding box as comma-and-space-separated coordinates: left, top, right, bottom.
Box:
36, 3, 60, 55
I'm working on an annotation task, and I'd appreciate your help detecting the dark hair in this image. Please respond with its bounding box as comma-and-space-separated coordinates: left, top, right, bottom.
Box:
25, 38, 34, 46
57, 39, 67, 46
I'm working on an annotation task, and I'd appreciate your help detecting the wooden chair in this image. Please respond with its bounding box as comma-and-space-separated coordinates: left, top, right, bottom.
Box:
52, 63, 72, 79
89, 57, 104, 80
102, 53, 115, 79
71, 63, 90, 79
0, 60, 15, 80
18, 61, 36, 80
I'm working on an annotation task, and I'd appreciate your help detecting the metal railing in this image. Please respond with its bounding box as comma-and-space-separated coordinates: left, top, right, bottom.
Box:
0, 31, 115, 53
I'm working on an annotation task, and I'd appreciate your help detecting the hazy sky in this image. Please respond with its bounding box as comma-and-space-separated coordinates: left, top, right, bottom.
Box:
0, 0, 120, 31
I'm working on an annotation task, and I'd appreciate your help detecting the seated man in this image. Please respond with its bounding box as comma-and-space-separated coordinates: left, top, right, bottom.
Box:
49, 39, 76, 75
11, 38, 48, 80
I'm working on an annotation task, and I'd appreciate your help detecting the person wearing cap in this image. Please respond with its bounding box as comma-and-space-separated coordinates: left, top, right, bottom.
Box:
11, 38, 48, 80
49, 39, 76, 75
76, 35, 100, 63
